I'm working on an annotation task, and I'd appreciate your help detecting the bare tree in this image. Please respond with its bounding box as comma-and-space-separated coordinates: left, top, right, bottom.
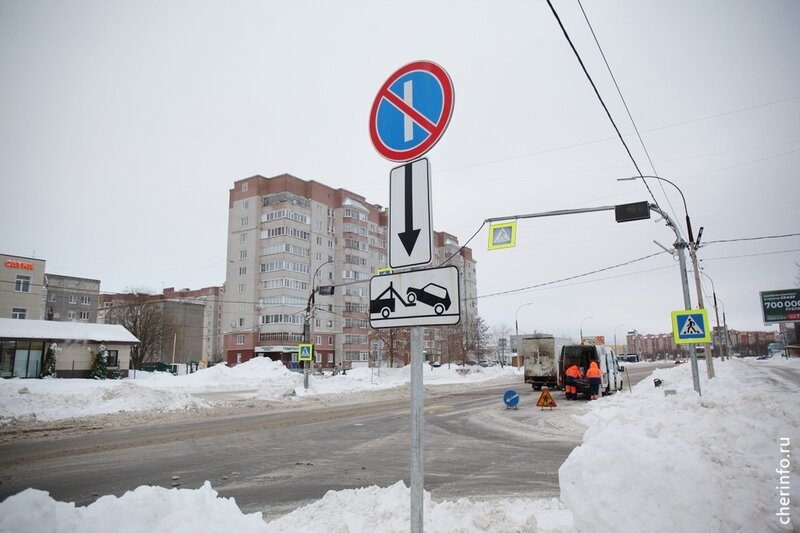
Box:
456, 315, 491, 362
491, 322, 512, 364
369, 327, 411, 367
104, 290, 166, 368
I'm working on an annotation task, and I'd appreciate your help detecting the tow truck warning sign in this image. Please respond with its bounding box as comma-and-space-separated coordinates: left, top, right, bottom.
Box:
369, 265, 460, 328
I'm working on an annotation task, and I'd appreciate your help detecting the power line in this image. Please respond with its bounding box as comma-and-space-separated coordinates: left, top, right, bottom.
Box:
477, 250, 667, 299
544, 0, 658, 208
575, 0, 681, 231
704, 233, 800, 245
700, 249, 800, 262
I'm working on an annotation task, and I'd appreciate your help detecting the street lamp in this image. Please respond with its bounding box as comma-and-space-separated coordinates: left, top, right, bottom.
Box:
514, 302, 535, 356
580, 316, 593, 344
618, 175, 715, 379
699, 269, 729, 361
303, 259, 337, 389
614, 323, 624, 354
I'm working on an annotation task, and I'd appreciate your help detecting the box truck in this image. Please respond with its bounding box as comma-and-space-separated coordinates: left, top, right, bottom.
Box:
522, 334, 571, 390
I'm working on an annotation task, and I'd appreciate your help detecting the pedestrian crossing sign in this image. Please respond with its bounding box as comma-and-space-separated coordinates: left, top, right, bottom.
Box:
488, 221, 517, 250
298, 343, 313, 362
671, 309, 711, 344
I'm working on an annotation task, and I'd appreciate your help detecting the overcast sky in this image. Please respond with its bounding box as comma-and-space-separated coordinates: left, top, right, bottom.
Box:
2, 0, 798, 340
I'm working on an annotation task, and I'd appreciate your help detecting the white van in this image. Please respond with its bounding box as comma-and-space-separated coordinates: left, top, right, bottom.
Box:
560, 344, 624, 397
598, 346, 624, 394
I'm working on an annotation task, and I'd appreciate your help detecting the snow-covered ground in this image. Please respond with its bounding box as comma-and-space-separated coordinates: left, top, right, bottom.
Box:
1, 357, 798, 532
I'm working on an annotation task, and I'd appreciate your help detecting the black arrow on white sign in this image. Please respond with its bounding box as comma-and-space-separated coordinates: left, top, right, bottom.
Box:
398, 163, 421, 255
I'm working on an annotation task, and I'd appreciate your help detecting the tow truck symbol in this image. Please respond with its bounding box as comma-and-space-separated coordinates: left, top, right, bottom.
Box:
370, 282, 452, 318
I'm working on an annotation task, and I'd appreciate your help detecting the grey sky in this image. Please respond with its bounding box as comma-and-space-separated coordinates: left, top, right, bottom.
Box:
1, 1, 798, 341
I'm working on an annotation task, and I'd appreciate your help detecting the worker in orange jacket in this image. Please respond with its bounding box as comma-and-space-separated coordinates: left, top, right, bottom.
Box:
586, 360, 603, 400
564, 364, 583, 400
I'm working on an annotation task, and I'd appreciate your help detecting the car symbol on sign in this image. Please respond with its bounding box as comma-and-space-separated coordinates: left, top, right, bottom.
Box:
406, 283, 451, 315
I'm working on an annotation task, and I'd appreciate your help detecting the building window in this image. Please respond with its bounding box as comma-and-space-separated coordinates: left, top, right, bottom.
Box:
238, 284, 246, 293
49, 293, 57, 302
106, 349, 119, 367
328, 336, 333, 345
79, 311, 90, 321
238, 318, 245, 327
11, 308, 27, 319
241, 216, 249, 227
239, 266, 246, 276
242, 182, 248, 192
316, 335, 322, 345
242, 200, 250, 210
15, 275, 31, 293
68, 295, 77, 304
240, 250, 247, 259
240, 233, 248, 243
81, 296, 90, 305
67, 311, 76, 320
236, 335, 245, 345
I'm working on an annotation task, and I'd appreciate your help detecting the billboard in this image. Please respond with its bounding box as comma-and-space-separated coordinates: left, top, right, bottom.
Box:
760, 289, 800, 324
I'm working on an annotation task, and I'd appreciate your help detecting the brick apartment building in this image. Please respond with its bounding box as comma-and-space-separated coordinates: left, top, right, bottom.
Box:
222, 173, 477, 368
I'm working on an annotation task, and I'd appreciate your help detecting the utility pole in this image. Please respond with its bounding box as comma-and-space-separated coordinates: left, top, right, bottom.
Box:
689, 228, 715, 378
486, 202, 703, 394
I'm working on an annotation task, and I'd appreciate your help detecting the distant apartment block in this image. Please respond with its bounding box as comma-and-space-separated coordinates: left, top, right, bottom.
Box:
99, 286, 224, 365
223, 174, 478, 368
44, 274, 101, 322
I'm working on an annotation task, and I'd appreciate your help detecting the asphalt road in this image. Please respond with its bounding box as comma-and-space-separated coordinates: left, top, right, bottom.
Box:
0, 364, 663, 520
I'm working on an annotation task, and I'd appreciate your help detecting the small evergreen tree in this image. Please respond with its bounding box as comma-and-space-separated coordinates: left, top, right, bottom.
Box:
39, 345, 56, 378
90, 346, 108, 380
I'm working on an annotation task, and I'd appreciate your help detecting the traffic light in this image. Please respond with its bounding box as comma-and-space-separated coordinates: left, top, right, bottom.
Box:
615, 201, 650, 223
318, 285, 335, 296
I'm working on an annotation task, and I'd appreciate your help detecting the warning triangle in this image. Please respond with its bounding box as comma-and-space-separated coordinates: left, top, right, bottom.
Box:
679, 315, 704, 336
536, 388, 557, 408
493, 228, 511, 244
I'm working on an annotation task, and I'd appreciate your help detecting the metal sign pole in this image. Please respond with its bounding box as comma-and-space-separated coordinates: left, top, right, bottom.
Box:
410, 325, 424, 533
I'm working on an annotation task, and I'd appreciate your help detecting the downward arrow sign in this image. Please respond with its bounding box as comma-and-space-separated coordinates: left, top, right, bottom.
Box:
389, 157, 431, 269
398, 163, 421, 255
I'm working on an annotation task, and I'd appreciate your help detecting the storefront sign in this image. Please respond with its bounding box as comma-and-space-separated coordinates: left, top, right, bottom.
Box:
4, 260, 34, 270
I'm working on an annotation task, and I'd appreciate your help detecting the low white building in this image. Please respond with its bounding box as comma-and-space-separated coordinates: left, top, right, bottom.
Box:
0, 318, 139, 379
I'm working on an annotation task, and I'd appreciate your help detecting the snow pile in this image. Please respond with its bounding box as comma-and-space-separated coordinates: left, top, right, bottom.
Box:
0, 378, 207, 422
0, 359, 521, 423
559, 357, 800, 533
295, 364, 522, 397
134, 358, 302, 400
1, 357, 797, 532
0, 482, 267, 533
0, 480, 571, 533
263, 481, 569, 533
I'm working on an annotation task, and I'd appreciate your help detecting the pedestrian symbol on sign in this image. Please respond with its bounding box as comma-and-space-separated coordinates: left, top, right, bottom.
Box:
298, 343, 313, 362
488, 221, 517, 250
680, 316, 703, 336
